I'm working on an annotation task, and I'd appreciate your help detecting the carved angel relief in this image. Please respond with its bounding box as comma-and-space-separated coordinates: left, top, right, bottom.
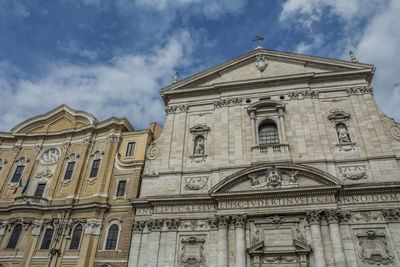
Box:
250, 168, 298, 190
38, 148, 61, 165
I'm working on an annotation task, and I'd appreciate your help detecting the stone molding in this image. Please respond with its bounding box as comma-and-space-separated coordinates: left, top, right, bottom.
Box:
65, 152, 80, 162
83, 137, 94, 147
165, 219, 180, 230
325, 209, 340, 224
14, 156, 30, 165
132, 221, 145, 233
84, 218, 103, 235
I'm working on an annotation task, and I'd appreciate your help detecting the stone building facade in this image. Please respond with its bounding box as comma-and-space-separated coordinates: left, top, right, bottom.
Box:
0, 105, 161, 267
129, 47, 400, 267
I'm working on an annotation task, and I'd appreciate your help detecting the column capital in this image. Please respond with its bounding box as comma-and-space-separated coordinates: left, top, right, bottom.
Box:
325, 209, 340, 224
216, 215, 231, 229
382, 208, 400, 223
132, 220, 146, 233
165, 219, 180, 231
306, 210, 323, 225
147, 219, 164, 232
232, 214, 247, 228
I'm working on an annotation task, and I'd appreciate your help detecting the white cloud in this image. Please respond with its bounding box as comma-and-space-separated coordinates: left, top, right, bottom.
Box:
0, 31, 194, 131
280, 0, 399, 122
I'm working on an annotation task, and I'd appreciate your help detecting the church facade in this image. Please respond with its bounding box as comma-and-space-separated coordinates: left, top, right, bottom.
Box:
129, 47, 400, 267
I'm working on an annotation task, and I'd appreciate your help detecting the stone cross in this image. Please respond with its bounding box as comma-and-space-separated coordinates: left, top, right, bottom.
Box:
252, 35, 264, 47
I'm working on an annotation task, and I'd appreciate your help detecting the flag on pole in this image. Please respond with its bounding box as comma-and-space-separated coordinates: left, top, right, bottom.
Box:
13, 178, 23, 194
22, 176, 30, 195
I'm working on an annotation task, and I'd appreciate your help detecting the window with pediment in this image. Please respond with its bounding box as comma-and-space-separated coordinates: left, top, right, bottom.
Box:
247, 100, 288, 153
88, 150, 103, 180
63, 152, 79, 182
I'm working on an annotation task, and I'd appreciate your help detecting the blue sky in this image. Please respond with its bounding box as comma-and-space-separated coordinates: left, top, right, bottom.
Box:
0, 0, 399, 131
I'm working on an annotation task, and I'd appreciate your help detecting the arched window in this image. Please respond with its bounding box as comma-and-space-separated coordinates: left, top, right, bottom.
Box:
105, 224, 119, 250
6, 224, 22, 249
40, 228, 54, 250
69, 224, 83, 250
258, 122, 279, 145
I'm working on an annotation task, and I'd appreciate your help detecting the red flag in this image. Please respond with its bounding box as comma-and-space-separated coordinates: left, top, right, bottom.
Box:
13, 178, 23, 194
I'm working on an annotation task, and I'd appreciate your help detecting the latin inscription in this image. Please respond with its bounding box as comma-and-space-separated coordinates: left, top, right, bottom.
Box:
338, 193, 400, 204
136, 193, 400, 215
219, 195, 336, 210
155, 204, 216, 214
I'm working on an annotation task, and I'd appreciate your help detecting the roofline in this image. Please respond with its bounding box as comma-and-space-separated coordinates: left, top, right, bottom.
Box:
161, 48, 374, 95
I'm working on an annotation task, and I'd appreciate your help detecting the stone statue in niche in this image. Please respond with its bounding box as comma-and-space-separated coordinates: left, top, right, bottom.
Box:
336, 124, 351, 143
194, 136, 205, 155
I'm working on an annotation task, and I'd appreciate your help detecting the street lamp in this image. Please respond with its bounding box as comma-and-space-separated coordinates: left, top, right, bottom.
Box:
47, 210, 74, 267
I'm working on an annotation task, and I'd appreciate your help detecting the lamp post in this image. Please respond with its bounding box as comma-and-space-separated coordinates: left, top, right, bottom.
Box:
47, 210, 73, 267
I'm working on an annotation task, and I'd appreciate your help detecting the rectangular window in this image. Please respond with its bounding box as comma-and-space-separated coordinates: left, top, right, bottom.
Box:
116, 180, 127, 197
125, 142, 136, 157
40, 228, 54, 250
11, 166, 24, 183
89, 159, 100, 178
63, 162, 75, 181
34, 184, 46, 197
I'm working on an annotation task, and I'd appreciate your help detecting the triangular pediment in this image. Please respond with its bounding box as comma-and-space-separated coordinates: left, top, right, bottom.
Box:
11, 105, 98, 134
162, 48, 374, 101
209, 163, 341, 194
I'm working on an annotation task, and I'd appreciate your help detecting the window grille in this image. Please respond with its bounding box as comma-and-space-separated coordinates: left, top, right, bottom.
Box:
259, 123, 279, 145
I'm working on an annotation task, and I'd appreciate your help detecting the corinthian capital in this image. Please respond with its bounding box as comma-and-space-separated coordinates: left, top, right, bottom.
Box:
306, 210, 323, 225
216, 215, 230, 229
232, 215, 247, 228
325, 210, 340, 224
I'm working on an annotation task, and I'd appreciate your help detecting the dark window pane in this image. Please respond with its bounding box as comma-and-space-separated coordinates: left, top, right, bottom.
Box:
34, 184, 46, 197
69, 225, 82, 249
6, 224, 22, 249
11, 166, 24, 183
125, 142, 136, 157
0, 167, 3, 174
40, 228, 54, 249
63, 162, 75, 181
259, 123, 279, 145
89, 159, 100, 178
105, 224, 119, 250
116, 181, 126, 197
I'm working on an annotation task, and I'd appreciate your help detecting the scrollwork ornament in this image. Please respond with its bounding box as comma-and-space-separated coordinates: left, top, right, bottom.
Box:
390, 126, 400, 141
146, 143, 160, 160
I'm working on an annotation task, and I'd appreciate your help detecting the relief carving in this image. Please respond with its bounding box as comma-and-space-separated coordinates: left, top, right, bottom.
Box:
106, 133, 121, 143
132, 221, 145, 233
14, 156, 30, 165
147, 219, 163, 231
34, 144, 42, 152
346, 86, 373, 96
382, 209, 400, 222
179, 237, 206, 267
352, 211, 381, 223
37, 148, 61, 165
83, 137, 94, 146
12, 145, 21, 153
214, 97, 242, 108
357, 230, 394, 265
339, 165, 367, 180
62, 141, 70, 150
288, 89, 319, 100
35, 168, 53, 180
390, 126, 400, 141
250, 167, 298, 190
184, 177, 209, 191
146, 143, 160, 160
306, 210, 322, 225
165, 219, 180, 230
255, 55, 267, 72
0, 158, 7, 167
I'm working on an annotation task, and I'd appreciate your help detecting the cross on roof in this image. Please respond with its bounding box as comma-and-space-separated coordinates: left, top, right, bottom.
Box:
252, 35, 264, 47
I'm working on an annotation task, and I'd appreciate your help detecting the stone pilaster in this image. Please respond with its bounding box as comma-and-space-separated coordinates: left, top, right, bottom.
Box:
232, 215, 247, 267
306, 210, 326, 267
216, 215, 230, 267
325, 210, 347, 267
129, 221, 145, 267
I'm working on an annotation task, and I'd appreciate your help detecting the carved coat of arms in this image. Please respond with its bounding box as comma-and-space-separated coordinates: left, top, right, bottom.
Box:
255, 55, 267, 72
